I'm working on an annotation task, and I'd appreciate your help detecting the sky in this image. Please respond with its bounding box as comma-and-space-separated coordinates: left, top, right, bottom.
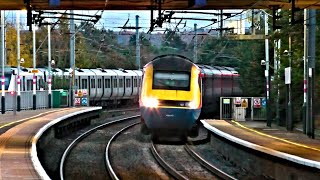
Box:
3, 10, 253, 33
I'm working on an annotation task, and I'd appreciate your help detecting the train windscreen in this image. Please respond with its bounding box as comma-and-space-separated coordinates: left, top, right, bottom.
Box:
152, 71, 190, 91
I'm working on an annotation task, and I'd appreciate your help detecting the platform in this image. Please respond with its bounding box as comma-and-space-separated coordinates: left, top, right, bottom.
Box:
201, 119, 320, 169
0, 107, 101, 179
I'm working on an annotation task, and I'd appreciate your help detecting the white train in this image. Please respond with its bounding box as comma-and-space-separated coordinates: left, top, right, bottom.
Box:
3, 66, 142, 106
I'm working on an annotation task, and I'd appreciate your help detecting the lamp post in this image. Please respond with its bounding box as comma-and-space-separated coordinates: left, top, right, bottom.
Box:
32, 24, 37, 110
48, 23, 52, 108
264, 12, 271, 127
284, 48, 292, 131
17, 58, 24, 111
16, 11, 20, 112
1, 11, 5, 114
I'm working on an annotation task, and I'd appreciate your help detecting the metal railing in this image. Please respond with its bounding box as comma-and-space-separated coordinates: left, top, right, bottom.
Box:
0, 90, 69, 111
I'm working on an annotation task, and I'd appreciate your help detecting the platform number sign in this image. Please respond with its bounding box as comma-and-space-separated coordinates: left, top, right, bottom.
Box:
261, 98, 267, 108
253, 98, 261, 108
74, 98, 81, 106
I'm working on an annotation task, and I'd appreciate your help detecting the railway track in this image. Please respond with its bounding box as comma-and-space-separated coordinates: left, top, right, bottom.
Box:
150, 141, 235, 180
105, 122, 140, 180
59, 114, 140, 180
38, 109, 238, 179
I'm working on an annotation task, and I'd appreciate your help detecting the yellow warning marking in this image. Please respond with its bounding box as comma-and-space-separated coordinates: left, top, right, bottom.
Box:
0, 109, 62, 129
232, 120, 320, 152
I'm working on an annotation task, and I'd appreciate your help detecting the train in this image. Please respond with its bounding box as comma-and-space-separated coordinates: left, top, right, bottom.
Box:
139, 54, 241, 140
2, 66, 142, 106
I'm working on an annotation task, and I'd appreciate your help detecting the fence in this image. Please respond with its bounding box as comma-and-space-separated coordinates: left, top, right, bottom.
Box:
220, 97, 267, 121
0, 90, 69, 111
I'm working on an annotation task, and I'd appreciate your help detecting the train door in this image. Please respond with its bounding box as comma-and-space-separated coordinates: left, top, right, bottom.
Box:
112, 76, 118, 98
101, 76, 105, 100
23, 76, 26, 91
88, 76, 91, 97
117, 76, 124, 98
109, 77, 113, 98
130, 76, 134, 96
124, 76, 131, 98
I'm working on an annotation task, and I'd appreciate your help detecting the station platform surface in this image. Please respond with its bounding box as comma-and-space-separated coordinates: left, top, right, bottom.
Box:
0, 107, 101, 179
201, 119, 320, 169
0, 109, 56, 125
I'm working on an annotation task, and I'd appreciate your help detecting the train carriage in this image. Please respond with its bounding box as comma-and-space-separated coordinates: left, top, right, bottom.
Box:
1, 65, 143, 109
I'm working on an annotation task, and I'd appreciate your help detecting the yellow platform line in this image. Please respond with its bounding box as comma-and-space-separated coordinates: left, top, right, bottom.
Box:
232, 120, 320, 152
0, 109, 62, 129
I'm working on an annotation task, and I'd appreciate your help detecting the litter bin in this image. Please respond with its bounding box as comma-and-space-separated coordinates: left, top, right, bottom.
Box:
60, 90, 68, 107
233, 107, 246, 121
52, 90, 61, 108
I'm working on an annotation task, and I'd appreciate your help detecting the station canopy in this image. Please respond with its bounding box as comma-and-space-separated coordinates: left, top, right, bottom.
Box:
1, 0, 320, 10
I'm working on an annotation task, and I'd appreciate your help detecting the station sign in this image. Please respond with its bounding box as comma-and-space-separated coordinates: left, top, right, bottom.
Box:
81, 97, 88, 106
241, 99, 248, 108
234, 97, 241, 105
261, 98, 266, 108
30, 69, 39, 73
73, 89, 89, 107
223, 98, 230, 104
253, 98, 261, 108
74, 98, 81, 106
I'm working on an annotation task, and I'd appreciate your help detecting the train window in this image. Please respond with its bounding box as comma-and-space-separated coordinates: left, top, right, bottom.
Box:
4, 74, 11, 90
125, 79, 130, 87
82, 79, 88, 89
39, 79, 44, 90
75, 79, 78, 87
153, 71, 190, 91
91, 79, 95, 88
98, 79, 102, 88
134, 79, 137, 87
108, 79, 110, 88
105, 79, 111, 88
27, 80, 32, 91
114, 78, 117, 88
119, 79, 123, 88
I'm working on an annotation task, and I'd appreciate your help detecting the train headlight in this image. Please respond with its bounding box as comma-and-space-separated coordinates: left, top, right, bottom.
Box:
142, 97, 159, 108
187, 101, 198, 109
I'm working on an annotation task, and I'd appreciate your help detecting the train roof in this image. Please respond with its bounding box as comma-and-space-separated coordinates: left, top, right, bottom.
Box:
197, 65, 240, 76
74, 69, 95, 76
132, 70, 143, 76
89, 69, 117, 76
112, 69, 137, 76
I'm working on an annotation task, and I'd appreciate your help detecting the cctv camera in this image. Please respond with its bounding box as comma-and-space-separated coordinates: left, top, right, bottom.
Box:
283, 50, 290, 56
261, 60, 266, 66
